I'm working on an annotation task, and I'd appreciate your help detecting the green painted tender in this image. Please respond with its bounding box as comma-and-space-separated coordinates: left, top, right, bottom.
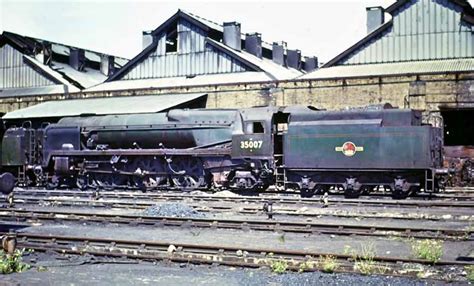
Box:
283, 107, 444, 198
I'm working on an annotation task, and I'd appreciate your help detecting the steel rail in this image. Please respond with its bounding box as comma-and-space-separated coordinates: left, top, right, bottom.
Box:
10, 189, 474, 208
8, 232, 473, 281
6, 196, 474, 222
2, 208, 471, 241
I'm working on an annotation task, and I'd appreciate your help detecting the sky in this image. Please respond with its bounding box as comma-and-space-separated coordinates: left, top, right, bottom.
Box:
0, 0, 472, 64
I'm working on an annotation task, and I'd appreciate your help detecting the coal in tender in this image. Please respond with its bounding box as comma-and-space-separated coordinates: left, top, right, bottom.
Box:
142, 203, 205, 218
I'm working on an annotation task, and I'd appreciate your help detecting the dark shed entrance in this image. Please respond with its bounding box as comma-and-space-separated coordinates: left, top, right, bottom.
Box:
441, 109, 474, 146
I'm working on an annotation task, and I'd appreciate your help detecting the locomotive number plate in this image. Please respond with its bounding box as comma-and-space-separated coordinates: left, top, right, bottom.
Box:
240, 140, 263, 149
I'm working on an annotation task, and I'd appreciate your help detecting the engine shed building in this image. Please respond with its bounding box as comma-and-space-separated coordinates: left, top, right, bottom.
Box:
0, 1, 473, 149
0, 31, 128, 111
301, 0, 474, 148
87, 9, 311, 92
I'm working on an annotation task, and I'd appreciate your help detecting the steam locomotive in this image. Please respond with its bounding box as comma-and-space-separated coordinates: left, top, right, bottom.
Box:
0, 105, 446, 199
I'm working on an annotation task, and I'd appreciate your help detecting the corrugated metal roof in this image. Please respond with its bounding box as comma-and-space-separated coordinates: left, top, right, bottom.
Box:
52, 62, 107, 88
324, 0, 474, 67
300, 58, 474, 79
107, 10, 304, 83
183, 10, 279, 53
86, 71, 273, 92
23, 55, 80, 88
0, 85, 77, 98
206, 39, 302, 80
2, 93, 207, 119
0, 31, 129, 91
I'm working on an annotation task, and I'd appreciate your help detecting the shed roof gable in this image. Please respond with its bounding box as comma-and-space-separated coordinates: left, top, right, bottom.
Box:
323, 0, 474, 67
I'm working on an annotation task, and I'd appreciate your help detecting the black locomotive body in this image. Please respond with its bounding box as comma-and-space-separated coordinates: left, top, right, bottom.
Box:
0, 105, 446, 198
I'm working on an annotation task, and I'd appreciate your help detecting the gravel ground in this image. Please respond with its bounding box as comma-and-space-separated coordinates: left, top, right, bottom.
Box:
3, 190, 472, 285
0, 252, 467, 286
16, 222, 473, 274
140, 203, 206, 218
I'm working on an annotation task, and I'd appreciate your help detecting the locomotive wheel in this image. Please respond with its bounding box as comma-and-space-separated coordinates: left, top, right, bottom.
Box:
131, 158, 167, 190
90, 174, 112, 189
170, 157, 206, 191
76, 175, 88, 191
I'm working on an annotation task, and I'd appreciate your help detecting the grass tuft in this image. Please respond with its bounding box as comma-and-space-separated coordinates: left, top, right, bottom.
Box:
466, 265, 474, 282
270, 259, 288, 274
0, 249, 30, 274
411, 239, 443, 264
318, 255, 339, 273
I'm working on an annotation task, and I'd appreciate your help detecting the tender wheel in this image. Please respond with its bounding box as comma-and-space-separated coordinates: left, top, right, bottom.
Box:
391, 178, 413, 200
344, 188, 361, 199
300, 188, 315, 198
360, 185, 372, 196
314, 184, 330, 195
392, 189, 409, 200
392, 186, 417, 199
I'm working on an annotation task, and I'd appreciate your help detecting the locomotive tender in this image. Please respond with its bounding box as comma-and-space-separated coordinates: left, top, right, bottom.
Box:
0, 105, 445, 198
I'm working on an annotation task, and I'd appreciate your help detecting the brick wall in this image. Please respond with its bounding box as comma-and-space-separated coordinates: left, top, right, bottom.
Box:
0, 72, 473, 115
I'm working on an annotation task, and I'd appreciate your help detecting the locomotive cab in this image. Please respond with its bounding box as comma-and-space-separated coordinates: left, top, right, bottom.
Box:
231, 107, 275, 159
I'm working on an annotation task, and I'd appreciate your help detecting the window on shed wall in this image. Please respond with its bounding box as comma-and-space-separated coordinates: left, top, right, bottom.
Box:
165, 25, 178, 53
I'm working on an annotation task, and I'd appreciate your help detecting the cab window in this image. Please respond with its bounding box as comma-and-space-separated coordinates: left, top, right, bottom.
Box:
245, 122, 265, 134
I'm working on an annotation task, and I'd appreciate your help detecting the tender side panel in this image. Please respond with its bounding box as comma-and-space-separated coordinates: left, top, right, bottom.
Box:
284, 122, 434, 170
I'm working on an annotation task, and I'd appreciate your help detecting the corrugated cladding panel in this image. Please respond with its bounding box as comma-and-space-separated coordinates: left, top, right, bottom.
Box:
178, 19, 205, 53
123, 46, 247, 79
342, 0, 473, 65
301, 58, 474, 79
0, 44, 56, 88
122, 19, 247, 80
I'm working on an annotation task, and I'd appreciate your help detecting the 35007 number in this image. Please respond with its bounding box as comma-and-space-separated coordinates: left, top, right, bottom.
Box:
240, 140, 263, 149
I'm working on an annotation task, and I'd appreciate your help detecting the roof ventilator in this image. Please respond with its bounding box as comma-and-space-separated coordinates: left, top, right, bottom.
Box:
245, 33, 262, 58
272, 41, 286, 66
287, 49, 301, 70
366, 6, 385, 34
69, 48, 85, 71
223, 22, 241, 51
100, 55, 115, 76
42, 42, 52, 66
142, 31, 154, 49
303, 56, 318, 72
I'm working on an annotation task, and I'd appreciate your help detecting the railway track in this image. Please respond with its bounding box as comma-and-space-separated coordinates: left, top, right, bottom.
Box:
5, 195, 474, 222
10, 189, 474, 209
5, 232, 472, 281
2, 208, 471, 241
13, 185, 474, 200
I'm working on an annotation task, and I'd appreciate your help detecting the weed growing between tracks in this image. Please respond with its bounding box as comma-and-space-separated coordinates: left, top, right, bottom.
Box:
318, 255, 339, 273
270, 260, 288, 274
345, 244, 389, 275
410, 239, 444, 264
464, 265, 474, 282
0, 249, 30, 274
